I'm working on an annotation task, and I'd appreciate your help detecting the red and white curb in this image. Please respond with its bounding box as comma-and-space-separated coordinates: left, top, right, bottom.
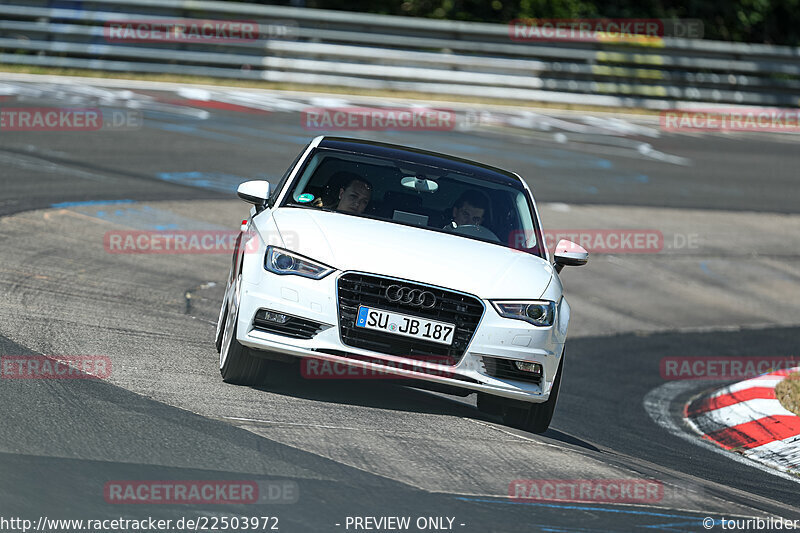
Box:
684, 368, 800, 474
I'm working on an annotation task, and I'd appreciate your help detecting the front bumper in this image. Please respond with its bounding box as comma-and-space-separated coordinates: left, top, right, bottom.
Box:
237, 269, 568, 403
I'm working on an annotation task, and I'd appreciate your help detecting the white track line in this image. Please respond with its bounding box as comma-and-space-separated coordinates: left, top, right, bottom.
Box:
745, 437, 800, 471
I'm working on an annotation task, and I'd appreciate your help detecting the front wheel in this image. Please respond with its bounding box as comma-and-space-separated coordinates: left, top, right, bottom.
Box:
214, 299, 227, 353
499, 350, 564, 434
218, 273, 269, 385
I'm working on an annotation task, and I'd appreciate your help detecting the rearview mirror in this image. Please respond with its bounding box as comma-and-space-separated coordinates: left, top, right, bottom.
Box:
237, 180, 271, 208
401, 176, 438, 193
553, 239, 588, 273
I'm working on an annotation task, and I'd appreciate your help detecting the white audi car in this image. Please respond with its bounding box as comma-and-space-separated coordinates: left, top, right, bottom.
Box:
216, 136, 587, 433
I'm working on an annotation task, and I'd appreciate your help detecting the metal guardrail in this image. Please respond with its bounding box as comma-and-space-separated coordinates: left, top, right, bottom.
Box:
1, 0, 798, 109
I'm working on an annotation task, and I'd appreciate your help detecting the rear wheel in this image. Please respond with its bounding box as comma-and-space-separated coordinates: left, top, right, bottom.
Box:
218, 273, 269, 385
495, 350, 564, 434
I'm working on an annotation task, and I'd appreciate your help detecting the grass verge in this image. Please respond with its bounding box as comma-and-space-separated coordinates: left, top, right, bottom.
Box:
776, 372, 800, 416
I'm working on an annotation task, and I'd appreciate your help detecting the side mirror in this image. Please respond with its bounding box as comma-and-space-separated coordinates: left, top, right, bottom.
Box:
553, 239, 588, 273
237, 180, 270, 209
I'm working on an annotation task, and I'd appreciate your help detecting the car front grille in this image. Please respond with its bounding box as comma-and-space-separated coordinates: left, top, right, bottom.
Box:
336, 272, 484, 365
482, 356, 542, 385
252, 309, 329, 340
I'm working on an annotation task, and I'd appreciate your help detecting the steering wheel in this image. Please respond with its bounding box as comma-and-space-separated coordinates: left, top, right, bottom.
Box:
444, 224, 501, 243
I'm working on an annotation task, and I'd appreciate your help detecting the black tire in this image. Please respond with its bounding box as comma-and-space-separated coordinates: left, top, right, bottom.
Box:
220, 321, 269, 385
476, 392, 504, 416
214, 301, 226, 353
500, 350, 565, 434
218, 269, 269, 386
216, 243, 240, 354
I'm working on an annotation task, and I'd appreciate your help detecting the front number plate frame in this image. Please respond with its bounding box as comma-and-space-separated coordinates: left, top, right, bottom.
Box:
355, 306, 455, 346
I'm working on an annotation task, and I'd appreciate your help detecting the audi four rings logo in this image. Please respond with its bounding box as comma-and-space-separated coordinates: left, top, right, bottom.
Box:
385, 285, 437, 308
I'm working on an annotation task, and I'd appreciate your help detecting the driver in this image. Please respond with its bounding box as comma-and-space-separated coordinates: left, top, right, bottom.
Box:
449, 190, 490, 227
313, 172, 373, 215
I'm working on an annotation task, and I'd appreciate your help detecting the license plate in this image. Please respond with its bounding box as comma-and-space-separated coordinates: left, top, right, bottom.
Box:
355, 306, 455, 346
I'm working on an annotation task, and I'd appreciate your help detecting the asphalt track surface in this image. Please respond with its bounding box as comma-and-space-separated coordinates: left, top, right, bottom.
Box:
1, 76, 799, 532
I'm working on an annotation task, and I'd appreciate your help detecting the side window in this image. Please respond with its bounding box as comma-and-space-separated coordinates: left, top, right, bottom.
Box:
269, 144, 308, 206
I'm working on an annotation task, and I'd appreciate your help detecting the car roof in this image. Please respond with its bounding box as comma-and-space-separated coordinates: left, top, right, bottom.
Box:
316, 136, 524, 187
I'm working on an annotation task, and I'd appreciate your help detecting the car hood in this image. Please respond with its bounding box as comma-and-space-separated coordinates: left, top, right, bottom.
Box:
268, 207, 554, 299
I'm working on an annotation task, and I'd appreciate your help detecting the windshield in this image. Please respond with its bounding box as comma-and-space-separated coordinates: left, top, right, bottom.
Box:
281, 148, 545, 258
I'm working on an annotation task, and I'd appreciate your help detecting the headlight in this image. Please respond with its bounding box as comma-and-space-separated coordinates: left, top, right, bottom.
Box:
264, 246, 334, 279
491, 300, 555, 327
